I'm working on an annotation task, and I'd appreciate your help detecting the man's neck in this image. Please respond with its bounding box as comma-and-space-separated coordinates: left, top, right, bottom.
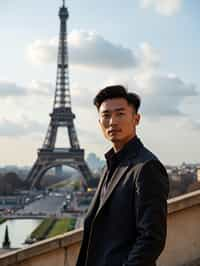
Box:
113, 143, 124, 153
113, 134, 136, 153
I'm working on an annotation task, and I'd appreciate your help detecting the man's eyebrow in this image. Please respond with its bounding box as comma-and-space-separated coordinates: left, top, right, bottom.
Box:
101, 107, 126, 113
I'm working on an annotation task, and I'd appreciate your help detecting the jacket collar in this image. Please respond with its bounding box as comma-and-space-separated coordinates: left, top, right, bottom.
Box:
105, 135, 142, 165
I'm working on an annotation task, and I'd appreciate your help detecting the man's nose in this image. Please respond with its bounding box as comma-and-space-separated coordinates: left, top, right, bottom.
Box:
109, 114, 117, 125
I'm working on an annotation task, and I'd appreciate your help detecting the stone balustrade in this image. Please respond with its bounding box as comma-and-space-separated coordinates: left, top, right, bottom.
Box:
1, 190, 200, 266
158, 190, 200, 266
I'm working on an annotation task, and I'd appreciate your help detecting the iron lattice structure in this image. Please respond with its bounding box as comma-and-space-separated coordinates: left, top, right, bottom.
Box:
26, 1, 92, 190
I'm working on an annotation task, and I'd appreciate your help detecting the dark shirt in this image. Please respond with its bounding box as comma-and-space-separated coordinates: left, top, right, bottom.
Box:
100, 135, 139, 204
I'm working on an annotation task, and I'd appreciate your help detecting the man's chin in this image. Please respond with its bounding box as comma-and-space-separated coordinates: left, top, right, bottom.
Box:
109, 137, 121, 143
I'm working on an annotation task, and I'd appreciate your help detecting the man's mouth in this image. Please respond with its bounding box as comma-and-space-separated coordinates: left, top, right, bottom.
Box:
108, 129, 121, 134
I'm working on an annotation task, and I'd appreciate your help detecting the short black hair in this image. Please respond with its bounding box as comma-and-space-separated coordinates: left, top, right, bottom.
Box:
93, 85, 141, 113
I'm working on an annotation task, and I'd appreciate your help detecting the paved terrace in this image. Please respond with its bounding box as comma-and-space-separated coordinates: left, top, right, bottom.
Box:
16, 194, 66, 215
1, 190, 200, 266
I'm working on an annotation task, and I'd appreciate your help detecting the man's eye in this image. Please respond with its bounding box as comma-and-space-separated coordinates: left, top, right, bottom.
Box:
102, 114, 110, 118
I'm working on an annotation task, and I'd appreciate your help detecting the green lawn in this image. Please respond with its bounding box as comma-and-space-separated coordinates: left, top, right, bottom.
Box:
47, 217, 76, 238
0, 218, 6, 225
30, 218, 56, 240
49, 179, 73, 189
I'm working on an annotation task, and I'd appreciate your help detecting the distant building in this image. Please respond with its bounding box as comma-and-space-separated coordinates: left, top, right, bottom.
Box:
0, 196, 25, 211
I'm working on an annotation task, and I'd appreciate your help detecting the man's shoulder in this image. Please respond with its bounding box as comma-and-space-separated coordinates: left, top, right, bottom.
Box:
128, 142, 167, 176
128, 144, 168, 182
128, 143, 158, 166
139, 145, 158, 162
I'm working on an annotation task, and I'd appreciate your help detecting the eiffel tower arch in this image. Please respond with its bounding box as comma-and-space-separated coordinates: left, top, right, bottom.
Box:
26, 1, 93, 190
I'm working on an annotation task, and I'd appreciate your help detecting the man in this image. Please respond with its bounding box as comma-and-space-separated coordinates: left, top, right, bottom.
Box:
76, 85, 169, 266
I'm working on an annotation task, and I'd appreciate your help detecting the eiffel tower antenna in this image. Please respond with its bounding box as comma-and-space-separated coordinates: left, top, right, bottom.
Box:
26, 3, 92, 190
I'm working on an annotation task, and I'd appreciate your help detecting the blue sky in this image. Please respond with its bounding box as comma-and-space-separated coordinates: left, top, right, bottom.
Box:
0, 0, 199, 166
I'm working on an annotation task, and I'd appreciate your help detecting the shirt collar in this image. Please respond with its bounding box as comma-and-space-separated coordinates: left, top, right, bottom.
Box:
104, 135, 141, 168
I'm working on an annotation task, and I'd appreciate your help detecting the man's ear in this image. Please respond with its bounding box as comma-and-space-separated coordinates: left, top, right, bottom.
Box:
135, 113, 141, 125
98, 118, 103, 127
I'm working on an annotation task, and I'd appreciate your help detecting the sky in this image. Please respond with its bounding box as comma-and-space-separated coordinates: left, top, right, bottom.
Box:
0, 0, 199, 166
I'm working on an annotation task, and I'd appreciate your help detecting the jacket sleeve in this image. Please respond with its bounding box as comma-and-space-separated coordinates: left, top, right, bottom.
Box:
123, 160, 169, 266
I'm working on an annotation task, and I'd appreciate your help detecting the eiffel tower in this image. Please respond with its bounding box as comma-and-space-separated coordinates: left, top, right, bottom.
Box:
26, 0, 92, 190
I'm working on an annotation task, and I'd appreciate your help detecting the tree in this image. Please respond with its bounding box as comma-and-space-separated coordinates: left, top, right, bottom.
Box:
3, 225, 11, 248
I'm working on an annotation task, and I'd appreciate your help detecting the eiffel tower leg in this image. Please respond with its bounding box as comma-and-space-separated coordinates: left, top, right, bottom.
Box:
26, 159, 43, 189
43, 123, 58, 149
78, 162, 93, 191
29, 162, 52, 190
30, 169, 45, 190
68, 123, 80, 149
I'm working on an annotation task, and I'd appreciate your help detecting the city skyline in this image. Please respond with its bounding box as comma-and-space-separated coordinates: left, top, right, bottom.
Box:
0, 0, 199, 166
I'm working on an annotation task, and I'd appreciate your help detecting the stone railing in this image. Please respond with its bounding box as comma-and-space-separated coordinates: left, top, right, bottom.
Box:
0, 228, 82, 266
1, 190, 200, 266
158, 190, 200, 266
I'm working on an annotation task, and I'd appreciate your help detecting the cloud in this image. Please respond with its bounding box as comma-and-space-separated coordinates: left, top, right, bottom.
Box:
138, 43, 160, 68
28, 80, 53, 96
134, 42, 160, 86
27, 39, 199, 123
0, 79, 54, 100
140, 0, 182, 16
71, 84, 94, 108
27, 39, 57, 65
69, 30, 137, 69
77, 126, 103, 144
107, 71, 198, 118
182, 118, 200, 132
124, 43, 199, 118
139, 74, 198, 117
0, 80, 27, 97
0, 118, 45, 137
66, 42, 199, 121
27, 30, 137, 69
101, 42, 199, 119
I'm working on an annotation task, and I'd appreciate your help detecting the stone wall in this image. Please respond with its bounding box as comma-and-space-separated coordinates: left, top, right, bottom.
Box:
158, 190, 200, 266
0, 229, 82, 266
1, 190, 200, 266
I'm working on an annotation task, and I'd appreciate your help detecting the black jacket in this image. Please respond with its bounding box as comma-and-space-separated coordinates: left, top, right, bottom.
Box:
76, 137, 169, 266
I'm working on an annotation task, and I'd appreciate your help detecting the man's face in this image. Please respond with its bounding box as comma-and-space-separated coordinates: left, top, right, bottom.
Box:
98, 97, 140, 150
